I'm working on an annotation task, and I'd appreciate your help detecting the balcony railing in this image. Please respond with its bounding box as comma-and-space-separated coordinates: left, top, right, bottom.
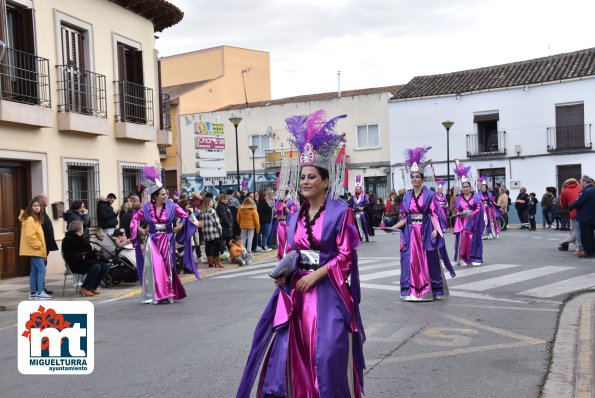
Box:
114, 80, 154, 126
546, 124, 592, 152
466, 131, 506, 157
57, 65, 107, 118
0, 47, 51, 108
159, 93, 171, 131
263, 149, 298, 169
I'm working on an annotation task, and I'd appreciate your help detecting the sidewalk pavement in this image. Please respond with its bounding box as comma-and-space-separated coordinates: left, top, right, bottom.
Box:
0, 250, 278, 312
543, 291, 595, 398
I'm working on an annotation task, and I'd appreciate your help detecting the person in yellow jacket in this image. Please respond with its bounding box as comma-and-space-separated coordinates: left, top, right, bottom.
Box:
19, 197, 51, 300
237, 197, 260, 255
229, 236, 252, 266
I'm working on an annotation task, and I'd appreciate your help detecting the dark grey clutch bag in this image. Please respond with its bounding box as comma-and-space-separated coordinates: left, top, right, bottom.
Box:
269, 250, 300, 279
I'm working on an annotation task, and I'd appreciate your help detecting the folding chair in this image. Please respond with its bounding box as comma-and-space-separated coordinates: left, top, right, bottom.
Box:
61, 252, 86, 296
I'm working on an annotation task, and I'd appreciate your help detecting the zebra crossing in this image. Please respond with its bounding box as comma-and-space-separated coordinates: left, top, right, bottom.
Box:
211, 256, 595, 304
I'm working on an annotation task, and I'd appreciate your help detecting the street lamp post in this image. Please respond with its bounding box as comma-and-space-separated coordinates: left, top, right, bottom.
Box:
442, 120, 454, 199
229, 115, 243, 192
249, 145, 258, 191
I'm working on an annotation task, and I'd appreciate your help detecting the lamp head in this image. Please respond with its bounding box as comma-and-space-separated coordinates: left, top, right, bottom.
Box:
442, 120, 454, 130
248, 145, 258, 154
229, 115, 242, 127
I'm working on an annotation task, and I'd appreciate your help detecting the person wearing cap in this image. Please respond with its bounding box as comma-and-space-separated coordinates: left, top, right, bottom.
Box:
130, 167, 202, 304
452, 163, 485, 266
238, 110, 365, 398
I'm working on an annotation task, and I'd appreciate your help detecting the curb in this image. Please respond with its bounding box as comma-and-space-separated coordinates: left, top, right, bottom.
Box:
542, 291, 595, 397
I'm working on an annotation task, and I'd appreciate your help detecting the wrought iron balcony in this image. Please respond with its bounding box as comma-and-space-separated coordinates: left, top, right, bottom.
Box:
0, 47, 50, 108
546, 124, 592, 152
466, 131, 506, 157
159, 93, 171, 131
114, 80, 154, 126
57, 65, 107, 118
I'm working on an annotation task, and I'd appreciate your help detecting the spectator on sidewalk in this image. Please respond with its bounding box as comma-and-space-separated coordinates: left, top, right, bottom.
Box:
256, 191, 273, 252
63, 200, 91, 241
19, 197, 51, 300
554, 193, 569, 231
237, 197, 259, 255
62, 220, 110, 297
226, 189, 241, 237
200, 196, 223, 268
528, 192, 538, 231
515, 187, 531, 229
216, 193, 233, 252
97, 193, 118, 235
559, 178, 583, 253
540, 187, 554, 229
229, 236, 251, 266
497, 187, 509, 231
35, 192, 59, 295
569, 176, 595, 258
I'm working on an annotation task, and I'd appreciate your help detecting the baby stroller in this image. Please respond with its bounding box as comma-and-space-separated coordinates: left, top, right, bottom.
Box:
90, 232, 138, 287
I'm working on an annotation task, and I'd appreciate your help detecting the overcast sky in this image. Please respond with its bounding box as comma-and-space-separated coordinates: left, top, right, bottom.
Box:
156, 0, 595, 100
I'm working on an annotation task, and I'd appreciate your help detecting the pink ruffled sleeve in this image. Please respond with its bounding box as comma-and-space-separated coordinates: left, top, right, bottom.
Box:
130, 207, 145, 245
325, 209, 360, 331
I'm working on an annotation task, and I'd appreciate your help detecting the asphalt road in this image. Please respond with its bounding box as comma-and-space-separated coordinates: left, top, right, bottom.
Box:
1, 227, 593, 397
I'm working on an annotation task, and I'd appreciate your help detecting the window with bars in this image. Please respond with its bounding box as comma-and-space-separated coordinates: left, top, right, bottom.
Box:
356, 124, 380, 149
121, 166, 143, 198
66, 162, 100, 227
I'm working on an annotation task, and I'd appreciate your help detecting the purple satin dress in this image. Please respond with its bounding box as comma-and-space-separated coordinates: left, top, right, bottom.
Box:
401, 194, 439, 297
453, 193, 485, 264
275, 199, 297, 260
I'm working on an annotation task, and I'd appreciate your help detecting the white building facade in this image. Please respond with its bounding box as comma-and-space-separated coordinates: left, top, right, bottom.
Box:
389, 48, 595, 221
178, 86, 401, 199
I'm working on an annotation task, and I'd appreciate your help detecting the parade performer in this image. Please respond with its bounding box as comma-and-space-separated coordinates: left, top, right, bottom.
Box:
274, 189, 299, 259
452, 163, 485, 266
392, 147, 455, 301
435, 178, 449, 228
478, 177, 502, 239
237, 109, 365, 398
348, 176, 373, 242
130, 166, 201, 304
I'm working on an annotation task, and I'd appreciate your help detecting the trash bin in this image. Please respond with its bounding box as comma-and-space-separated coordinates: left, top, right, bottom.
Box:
51, 201, 64, 220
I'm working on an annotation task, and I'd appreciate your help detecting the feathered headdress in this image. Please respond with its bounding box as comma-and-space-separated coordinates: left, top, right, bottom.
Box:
435, 178, 446, 189
141, 166, 163, 195
453, 162, 473, 186
477, 176, 489, 186
283, 109, 348, 199
404, 146, 432, 174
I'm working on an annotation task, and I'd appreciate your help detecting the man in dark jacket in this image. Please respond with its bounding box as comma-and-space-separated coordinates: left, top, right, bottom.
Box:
97, 193, 118, 234
515, 187, 530, 229
569, 176, 595, 258
36, 193, 59, 295
63, 200, 91, 241
216, 194, 233, 251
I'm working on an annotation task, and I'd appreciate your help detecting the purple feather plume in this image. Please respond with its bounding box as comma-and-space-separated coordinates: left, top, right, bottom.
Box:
435, 178, 446, 186
477, 176, 489, 184
453, 163, 472, 178
286, 110, 346, 157
404, 146, 432, 167
142, 166, 160, 182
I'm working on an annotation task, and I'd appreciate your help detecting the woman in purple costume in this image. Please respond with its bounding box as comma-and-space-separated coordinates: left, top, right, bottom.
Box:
435, 179, 450, 228
237, 110, 365, 398
274, 190, 298, 260
392, 147, 455, 301
478, 177, 502, 239
130, 167, 200, 304
452, 164, 485, 266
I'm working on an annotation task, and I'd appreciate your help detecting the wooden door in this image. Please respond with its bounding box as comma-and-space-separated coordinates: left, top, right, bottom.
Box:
0, 167, 23, 279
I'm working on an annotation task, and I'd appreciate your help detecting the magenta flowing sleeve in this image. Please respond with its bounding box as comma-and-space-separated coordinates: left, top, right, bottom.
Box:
174, 203, 188, 218
428, 197, 443, 236
325, 209, 360, 331
130, 208, 145, 246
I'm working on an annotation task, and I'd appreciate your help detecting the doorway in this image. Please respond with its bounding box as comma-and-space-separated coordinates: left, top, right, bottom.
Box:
0, 164, 30, 279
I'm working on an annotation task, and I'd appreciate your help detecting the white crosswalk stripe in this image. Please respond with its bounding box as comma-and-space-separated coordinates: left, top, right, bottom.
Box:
452, 266, 572, 291
518, 273, 595, 298
213, 256, 594, 302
